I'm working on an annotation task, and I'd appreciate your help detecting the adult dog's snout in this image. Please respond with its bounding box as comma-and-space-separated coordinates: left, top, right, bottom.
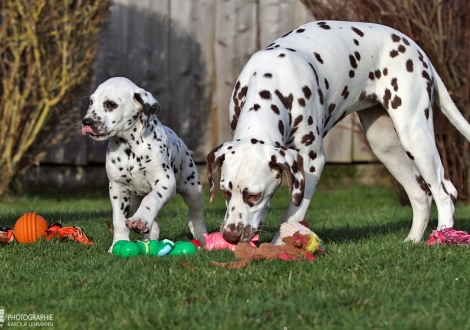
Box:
222, 230, 240, 244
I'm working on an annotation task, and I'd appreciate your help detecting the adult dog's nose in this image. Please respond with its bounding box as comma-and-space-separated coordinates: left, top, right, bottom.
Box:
82, 118, 94, 126
222, 230, 240, 244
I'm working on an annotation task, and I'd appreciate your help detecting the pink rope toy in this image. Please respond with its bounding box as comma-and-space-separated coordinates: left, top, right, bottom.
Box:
426, 227, 470, 246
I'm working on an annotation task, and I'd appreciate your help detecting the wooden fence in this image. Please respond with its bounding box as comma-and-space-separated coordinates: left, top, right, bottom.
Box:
26, 0, 375, 187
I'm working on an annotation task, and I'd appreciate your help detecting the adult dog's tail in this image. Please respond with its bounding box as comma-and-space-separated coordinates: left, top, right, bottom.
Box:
433, 66, 470, 141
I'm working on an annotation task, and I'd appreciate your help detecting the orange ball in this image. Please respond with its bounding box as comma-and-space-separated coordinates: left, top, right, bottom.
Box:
14, 212, 49, 244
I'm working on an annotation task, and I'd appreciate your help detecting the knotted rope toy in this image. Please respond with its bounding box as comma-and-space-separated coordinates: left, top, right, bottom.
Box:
211, 221, 325, 269
46, 222, 93, 245
426, 227, 470, 246
0, 227, 14, 245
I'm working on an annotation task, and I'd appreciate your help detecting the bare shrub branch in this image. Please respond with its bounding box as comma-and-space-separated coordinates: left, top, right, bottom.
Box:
0, 0, 110, 197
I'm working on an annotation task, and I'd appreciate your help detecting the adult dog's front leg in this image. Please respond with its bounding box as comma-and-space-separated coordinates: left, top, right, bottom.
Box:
272, 147, 326, 244
126, 177, 176, 235
109, 182, 132, 252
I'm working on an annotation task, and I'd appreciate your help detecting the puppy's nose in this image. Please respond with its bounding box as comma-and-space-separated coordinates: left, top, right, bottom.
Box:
223, 230, 240, 244
82, 118, 94, 126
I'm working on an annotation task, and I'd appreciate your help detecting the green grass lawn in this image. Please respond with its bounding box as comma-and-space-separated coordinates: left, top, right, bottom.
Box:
1, 183, 470, 329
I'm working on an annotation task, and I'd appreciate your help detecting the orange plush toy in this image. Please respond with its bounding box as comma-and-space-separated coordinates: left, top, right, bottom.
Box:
211, 222, 325, 269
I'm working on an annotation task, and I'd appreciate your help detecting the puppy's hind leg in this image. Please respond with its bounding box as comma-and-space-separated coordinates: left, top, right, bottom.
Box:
358, 105, 433, 242
144, 223, 160, 241
130, 194, 143, 213
179, 180, 207, 246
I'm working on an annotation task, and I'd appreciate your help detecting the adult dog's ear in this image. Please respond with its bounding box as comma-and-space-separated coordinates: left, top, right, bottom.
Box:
206, 143, 230, 203
268, 148, 305, 206
134, 91, 161, 126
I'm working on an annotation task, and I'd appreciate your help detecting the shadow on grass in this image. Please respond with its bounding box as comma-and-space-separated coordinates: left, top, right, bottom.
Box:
316, 219, 414, 244
316, 217, 470, 244
258, 216, 470, 246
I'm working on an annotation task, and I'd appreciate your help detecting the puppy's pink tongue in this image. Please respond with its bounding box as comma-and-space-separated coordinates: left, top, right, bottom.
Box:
81, 126, 95, 136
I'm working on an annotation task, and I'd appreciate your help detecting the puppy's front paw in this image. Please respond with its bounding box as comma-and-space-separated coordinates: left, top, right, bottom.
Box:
126, 218, 150, 233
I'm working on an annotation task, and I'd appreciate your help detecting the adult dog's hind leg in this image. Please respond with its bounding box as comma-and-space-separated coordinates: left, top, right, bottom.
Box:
357, 105, 433, 242
385, 93, 457, 235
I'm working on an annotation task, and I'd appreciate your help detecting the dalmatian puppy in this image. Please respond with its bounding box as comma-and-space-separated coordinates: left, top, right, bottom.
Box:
82, 77, 207, 251
207, 21, 470, 245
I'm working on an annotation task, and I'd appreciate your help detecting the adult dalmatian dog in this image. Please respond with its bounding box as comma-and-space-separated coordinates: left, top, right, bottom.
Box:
207, 20, 470, 245
81, 77, 207, 251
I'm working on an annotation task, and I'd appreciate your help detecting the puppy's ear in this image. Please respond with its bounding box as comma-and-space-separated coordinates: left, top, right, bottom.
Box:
133, 91, 161, 126
206, 143, 230, 203
268, 147, 305, 206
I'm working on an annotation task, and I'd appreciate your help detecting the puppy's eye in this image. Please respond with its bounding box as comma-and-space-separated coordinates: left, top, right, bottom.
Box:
89, 99, 93, 106
104, 101, 118, 111
246, 193, 262, 203
222, 190, 232, 202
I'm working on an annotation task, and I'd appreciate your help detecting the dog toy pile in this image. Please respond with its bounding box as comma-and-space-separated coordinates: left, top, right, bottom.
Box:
211, 222, 325, 269
0, 212, 93, 245
426, 227, 470, 246
112, 239, 198, 258
203, 232, 259, 251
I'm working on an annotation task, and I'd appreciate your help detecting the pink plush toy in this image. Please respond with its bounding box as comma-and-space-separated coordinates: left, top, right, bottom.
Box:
203, 232, 259, 251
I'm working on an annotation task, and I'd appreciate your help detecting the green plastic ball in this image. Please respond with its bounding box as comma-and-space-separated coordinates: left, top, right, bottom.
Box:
137, 239, 161, 256
112, 240, 126, 253
137, 240, 150, 255
147, 240, 161, 256
113, 240, 140, 258
169, 241, 197, 256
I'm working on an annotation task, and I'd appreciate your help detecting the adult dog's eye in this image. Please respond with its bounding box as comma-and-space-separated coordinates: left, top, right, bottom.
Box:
246, 193, 262, 203
222, 190, 232, 202
104, 101, 118, 111
89, 99, 93, 106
